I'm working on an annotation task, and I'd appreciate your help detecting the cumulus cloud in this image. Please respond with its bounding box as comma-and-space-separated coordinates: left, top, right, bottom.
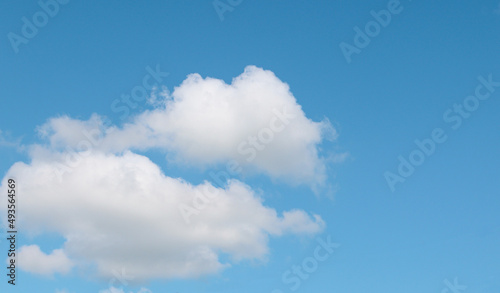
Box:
38, 66, 338, 186
99, 287, 152, 293
1, 150, 324, 281
1, 66, 338, 282
17, 245, 73, 276
37, 113, 105, 150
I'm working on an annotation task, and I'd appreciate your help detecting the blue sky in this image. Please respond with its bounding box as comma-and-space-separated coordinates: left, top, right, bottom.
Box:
1, 0, 500, 292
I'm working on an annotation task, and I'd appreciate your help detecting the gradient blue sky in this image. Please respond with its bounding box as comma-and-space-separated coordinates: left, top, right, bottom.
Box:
1, 0, 500, 292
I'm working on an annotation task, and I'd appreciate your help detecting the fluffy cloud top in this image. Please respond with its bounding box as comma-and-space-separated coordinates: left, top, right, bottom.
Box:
2, 150, 324, 280
2, 66, 337, 282
17, 245, 73, 276
38, 66, 337, 186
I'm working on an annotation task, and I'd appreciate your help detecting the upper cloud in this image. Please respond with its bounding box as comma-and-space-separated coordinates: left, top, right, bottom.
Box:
38, 66, 339, 187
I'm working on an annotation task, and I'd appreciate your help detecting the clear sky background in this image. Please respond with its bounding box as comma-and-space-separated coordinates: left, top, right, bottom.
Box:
1, 0, 499, 293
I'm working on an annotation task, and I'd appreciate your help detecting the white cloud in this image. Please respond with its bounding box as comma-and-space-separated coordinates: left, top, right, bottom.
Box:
38, 66, 338, 186
2, 149, 324, 281
99, 287, 123, 293
17, 245, 73, 276
99, 287, 152, 293
1, 66, 336, 282
37, 113, 105, 150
